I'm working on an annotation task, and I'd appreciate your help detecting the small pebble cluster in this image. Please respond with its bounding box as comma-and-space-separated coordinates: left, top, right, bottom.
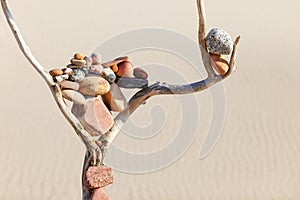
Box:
205, 28, 233, 75
49, 53, 149, 136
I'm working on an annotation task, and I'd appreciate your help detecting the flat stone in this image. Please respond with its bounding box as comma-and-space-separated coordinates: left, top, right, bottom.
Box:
206, 28, 233, 55
89, 188, 110, 200
116, 61, 133, 77
86, 166, 113, 189
71, 58, 86, 66
101, 68, 116, 83
62, 90, 86, 105
59, 80, 80, 90
69, 68, 86, 82
79, 77, 110, 96
102, 56, 128, 68
83, 97, 114, 134
49, 69, 63, 77
116, 77, 148, 88
62, 68, 73, 75
102, 83, 127, 112
133, 67, 148, 79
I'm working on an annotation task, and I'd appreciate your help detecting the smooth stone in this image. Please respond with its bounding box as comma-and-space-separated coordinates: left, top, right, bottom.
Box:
206, 27, 233, 55
62, 90, 86, 105
133, 67, 148, 79
79, 76, 110, 96
102, 56, 128, 68
62, 68, 73, 75
210, 53, 229, 75
101, 68, 116, 83
91, 53, 102, 65
53, 75, 64, 83
88, 64, 104, 75
116, 61, 133, 77
86, 166, 113, 189
89, 189, 110, 200
69, 68, 86, 82
115, 77, 148, 88
83, 97, 114, 134
101, 83, 127, 112
74, 53, 84, 60
71, 58, 86, 66
49, 69, 63, 77
71, 104, 85, 118
59, 80, 80, 90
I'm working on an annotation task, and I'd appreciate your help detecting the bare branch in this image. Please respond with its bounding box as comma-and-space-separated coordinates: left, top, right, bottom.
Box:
222, 36, 241, 79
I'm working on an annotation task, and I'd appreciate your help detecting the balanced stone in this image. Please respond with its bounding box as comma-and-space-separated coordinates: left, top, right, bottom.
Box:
62, 90, 86, 105
206, 28, 233, 55
116, 61, 133, 77
133, 67, 148, 79
86, 166, 113, 189
69, 68, 86, 82
74, 53, 84, 60
49, 69, 63, 77
59, 80, 80, 90
71, 58, 86, 66
79, 76, 110, 96
102, 56, 128, 73
102, 83, 127, 112
101, 68, 116, 83
83, 97, 114, 134
210, 53, 229, 75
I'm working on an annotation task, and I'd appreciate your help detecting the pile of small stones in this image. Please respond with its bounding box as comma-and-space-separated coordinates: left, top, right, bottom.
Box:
49, 53, 149, 136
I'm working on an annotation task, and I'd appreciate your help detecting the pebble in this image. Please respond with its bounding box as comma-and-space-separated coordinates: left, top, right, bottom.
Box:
101, 68, 116, 83
59, 80, 80, 90
102, 83, 127, 112
89, 188, 110, 200
74, 53, 84, 60
206, 28, 233, 55
102, 56, 128, 68
71, 104, 85, 118
133, 67, 148, 79
116, 61, 133, 77
62, 90, 86, 105
91, 53, 101, 65
71, 58, 86, 66
83, 96, 114, 134
62, 68, 73, 75
69, 68, 86, 82
210, 53, 229, 75
88, 64, 104, 75
49, 69, 63, 77
86, 166, 113, 189
79, 76, 110, 96
84, 56, 92, 68
53, 74, 69, 83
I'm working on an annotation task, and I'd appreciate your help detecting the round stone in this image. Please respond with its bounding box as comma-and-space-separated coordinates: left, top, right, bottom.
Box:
62, 90, 86, 105
206, 28, 233, 55
49, 69, 63, 77
116, 61, 133, 77
133, 67, 148, 79
73, 53, 84, 60
68, 68, 86, 82
79, 76, 110, 96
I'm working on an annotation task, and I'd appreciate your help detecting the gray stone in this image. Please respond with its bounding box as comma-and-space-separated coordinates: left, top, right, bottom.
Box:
206, 28, 233, 55
68, 68, 86, 82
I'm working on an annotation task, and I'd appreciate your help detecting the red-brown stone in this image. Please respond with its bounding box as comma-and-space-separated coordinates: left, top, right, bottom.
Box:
86, 166, 113, 189
89, 188, 110, 200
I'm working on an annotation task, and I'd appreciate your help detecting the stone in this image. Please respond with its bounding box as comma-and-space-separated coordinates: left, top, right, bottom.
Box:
89, 188, 110, 200
116, 77, 148, 88
133, 67, 148, 79
210, 53, 229, 75
71, 58, 86, 66
83, 97, 114, 134
91, 53, 102, 65
84, 56, 93, 67
102, 56, 128, 68
74, 53, 84, 60
53, 75, 64, 83
86, 166, 113, 189
62, 90, 86, 105
88, 64, 104, 75
79, 76, 110, 96
59, 80, 80, 90
69, 68, 86, 82
101, 68, 116, 83
62, 68, 73, 75
101, 83, 127, 112
116, 61, 133, 77
49, 69, 63, 77
71, 104, 85, 118
206, 28, 233, 55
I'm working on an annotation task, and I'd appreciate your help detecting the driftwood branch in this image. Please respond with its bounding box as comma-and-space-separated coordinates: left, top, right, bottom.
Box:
1, 0, 240, 199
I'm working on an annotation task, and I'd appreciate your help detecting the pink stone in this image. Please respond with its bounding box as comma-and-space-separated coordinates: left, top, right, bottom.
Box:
83, 97, 114, 134
86, 166, 113, 189
89, 188, 110, 200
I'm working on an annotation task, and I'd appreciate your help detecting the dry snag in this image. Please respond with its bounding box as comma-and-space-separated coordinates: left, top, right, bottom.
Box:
1, 0, 240, 199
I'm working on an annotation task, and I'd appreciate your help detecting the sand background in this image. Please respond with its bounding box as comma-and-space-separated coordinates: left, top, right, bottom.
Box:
1, 0, 300, 199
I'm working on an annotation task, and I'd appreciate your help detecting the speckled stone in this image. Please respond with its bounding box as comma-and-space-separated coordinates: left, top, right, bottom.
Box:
62, 90, 86, 105
79, 76, 110, 96
206, 28, 233, 55
69, 68, 86, 82
101, 68, 116, 83
86, 166, 113, 189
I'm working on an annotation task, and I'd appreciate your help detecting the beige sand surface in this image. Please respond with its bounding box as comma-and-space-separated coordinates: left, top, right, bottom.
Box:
0, 0, 300, 199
